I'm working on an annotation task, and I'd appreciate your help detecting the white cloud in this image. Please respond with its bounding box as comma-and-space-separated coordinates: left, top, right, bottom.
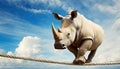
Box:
95, 4, 117, 14
79, 0, 120, 15
7, 51, 14, 55
0, 49, 5, 54
112, 18, 120, 31
6, 0, 73, 12
20, 6, 51, 14
93, 0, 120, 14
11, 0, 62, 7
23, 0, 62, 8
29, 9, 51, 14
15, 36, 41, 57
7, 0, 52, 14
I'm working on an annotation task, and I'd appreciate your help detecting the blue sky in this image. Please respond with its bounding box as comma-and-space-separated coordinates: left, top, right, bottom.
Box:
0, 0, 120, 69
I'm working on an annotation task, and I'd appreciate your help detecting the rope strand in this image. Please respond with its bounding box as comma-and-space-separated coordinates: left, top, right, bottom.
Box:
0, 54, 120, 66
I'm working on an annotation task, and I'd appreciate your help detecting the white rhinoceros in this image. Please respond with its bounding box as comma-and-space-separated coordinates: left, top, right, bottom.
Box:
52, 10, 104, 64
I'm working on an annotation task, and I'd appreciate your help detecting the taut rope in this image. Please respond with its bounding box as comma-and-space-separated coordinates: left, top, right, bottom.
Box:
0, 54, 120, 66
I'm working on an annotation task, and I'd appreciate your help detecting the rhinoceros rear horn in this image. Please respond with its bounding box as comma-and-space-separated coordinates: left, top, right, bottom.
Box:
58, 28, 62, 33
52, 23, 59, 39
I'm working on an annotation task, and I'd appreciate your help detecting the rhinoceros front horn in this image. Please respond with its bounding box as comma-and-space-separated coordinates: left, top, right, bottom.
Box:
52, 23, 59, 39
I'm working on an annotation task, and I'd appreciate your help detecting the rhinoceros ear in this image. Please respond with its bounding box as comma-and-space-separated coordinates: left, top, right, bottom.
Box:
71, 10, 77, 20
53, 12, 63, 20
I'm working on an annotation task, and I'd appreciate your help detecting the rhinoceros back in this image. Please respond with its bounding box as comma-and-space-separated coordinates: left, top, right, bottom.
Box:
78, 15, 104, 50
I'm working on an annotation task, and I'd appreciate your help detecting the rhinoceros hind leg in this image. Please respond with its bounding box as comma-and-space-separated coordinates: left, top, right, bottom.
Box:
86, 49, 97, 63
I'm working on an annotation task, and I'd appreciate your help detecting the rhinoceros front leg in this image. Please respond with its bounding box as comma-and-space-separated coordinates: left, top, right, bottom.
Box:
74, 39, 93, 64
86, 49, 97, 63
67, 45, 78, 58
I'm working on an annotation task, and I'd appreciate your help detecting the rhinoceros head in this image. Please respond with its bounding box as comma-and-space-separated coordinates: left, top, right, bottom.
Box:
53, 10, 77, 28
52, 10, 77, 49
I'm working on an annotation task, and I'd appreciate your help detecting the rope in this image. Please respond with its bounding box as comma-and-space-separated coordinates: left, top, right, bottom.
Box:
0, 54, 120, 66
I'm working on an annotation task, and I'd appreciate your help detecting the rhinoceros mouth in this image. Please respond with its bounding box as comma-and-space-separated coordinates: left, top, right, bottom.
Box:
54, 43, 67, 49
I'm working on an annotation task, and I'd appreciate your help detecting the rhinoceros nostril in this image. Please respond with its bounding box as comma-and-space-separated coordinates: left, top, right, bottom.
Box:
62, 44, 65, 46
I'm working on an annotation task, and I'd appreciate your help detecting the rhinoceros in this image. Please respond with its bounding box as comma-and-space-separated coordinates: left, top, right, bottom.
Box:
52, 10, 104, 64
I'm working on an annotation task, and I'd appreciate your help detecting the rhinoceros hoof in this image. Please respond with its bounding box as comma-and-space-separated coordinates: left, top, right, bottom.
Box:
85, 59, 91, 63
73, 58, 86, 65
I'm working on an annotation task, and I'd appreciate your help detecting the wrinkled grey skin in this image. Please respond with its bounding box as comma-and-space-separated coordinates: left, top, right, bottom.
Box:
52, 10, 104, 65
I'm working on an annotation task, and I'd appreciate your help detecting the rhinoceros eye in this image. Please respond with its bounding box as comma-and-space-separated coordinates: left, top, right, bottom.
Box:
68, 33, 70, 36
67, 33, 70, 38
